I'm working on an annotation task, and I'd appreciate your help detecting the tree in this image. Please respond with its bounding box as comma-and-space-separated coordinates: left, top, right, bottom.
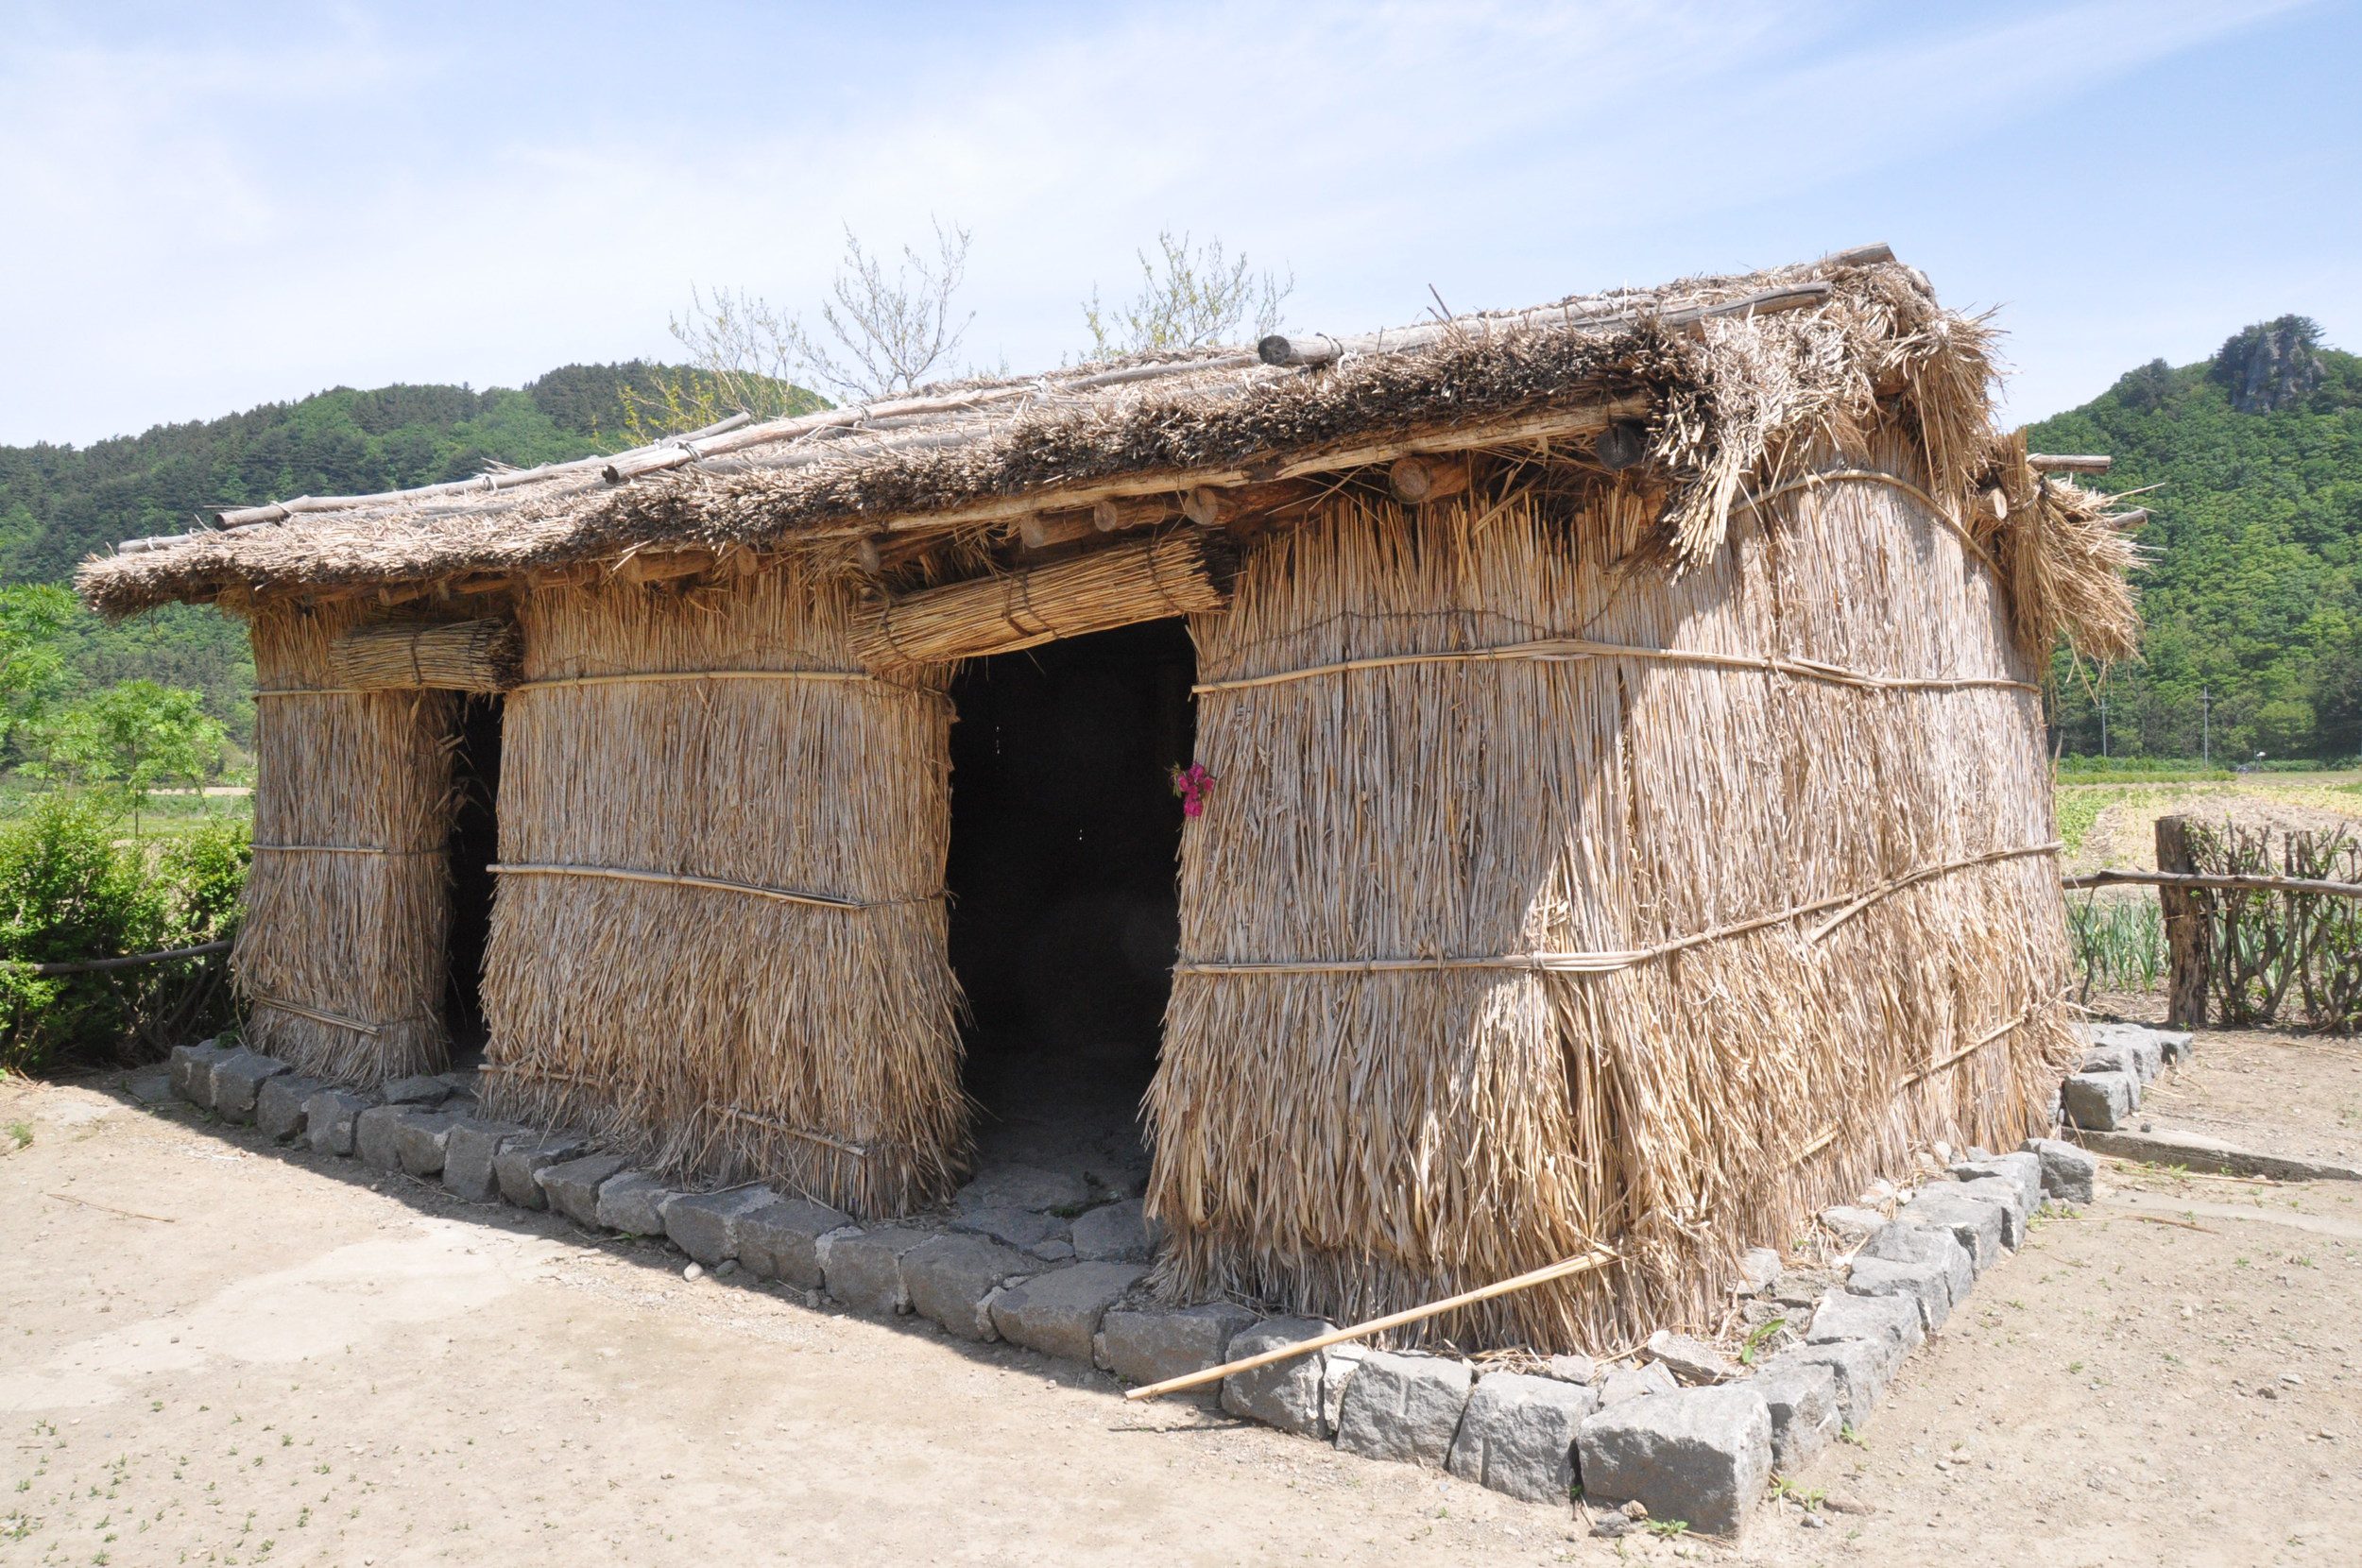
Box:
31, 681, 226, 835
0, 584, 74, 752
1083, 232, 1294, 358
642, 221, 977, 431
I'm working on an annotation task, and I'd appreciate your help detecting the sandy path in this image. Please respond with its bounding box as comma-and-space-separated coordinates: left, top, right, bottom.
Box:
5, 1041, 2360, 1566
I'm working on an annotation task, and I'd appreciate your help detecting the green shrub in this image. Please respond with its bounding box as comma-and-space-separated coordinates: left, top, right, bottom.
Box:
0, 795, 247, 1076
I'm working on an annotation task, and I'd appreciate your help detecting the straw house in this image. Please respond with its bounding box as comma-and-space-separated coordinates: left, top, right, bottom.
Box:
78, 245, 2139, 1350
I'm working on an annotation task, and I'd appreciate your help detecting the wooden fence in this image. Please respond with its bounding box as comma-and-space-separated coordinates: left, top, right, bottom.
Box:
2062, 815, 2362, 1031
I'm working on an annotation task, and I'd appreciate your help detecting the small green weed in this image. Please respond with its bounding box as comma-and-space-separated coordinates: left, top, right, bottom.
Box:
1738, 1317, 1787, 1367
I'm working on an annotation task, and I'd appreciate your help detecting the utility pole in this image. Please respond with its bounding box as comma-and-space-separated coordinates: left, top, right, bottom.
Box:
2200, 686, 2211, 767
2099, 693, 2109, 759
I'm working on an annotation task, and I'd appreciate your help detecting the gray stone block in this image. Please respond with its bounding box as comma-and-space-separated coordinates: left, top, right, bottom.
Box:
126, 1069, 175, 1105
493, 1135, 591, 1210
1767, 1339, 1891, 1427
1747, 1360, 1840, 1474
303, 1088, 373, 1156
1323, 1343, 1369, 1434
254, 1073, 321, 1143
1446, 1372, 1594, 1504
1334, 1352, 1473, 1468
736, 1197, 851, 1288
823, 1226, 934, 1316
1818, 1204, 1888, 1240
2063, 1070, 2137, 1131
986, 1262, 1145, 1362
1220, 1317, 1338, 1438
660, 1187, 774, 1267
902, 1233, 1032, 1340
1542, 1353, 1599, 1387
1598, 1361, 1679, 1406
169, 1040, 234, 1107
1893, 1185, 2006, 1272
1070, 1199, 1153, 1262
1845, 1255, 1950, 1334
354, 1103, 410, 1171
2023, 1136, 2097, 1204
1807, 1289, 1924, 1355
440, 1118, 526, 1203
382, 1074, 451, 1107
2087, 1022, 2169, 1080
539, 1153, 627, 1226
953, 1164, 1088, 1213
1859, 1222, 1973, 1313
593, 1170, 676, 1236
1646, 1329, 1738, 1385
1100, 1302, 1258, 1389
1576, 1385, 1772, 1538
1737, 1248, 1783, 1294
1948, 1174, 2029, 1249
1951, 1150, 2044, 1215
209, 1049, 289, 1123
390, 1109, 460, 1178
950, 1205, 1067, 1251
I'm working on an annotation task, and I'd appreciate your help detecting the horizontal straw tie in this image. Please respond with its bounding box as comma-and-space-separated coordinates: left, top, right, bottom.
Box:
1734, 466, 2003, 576
511, 668, 944, 701
1785, 990, 2065, 1167
1192, 636, 2037, 697
250, 843, 439, 856
1175, 842, 2061, 977
245, 993, 387, 1037
489, 861, 939, 912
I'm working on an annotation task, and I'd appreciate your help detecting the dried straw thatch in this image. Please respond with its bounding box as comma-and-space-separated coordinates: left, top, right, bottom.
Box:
1149, 437, 2079, 1351
238, 604, 454, 1083
475, 562, 967, 1217
329, 616, 522, 690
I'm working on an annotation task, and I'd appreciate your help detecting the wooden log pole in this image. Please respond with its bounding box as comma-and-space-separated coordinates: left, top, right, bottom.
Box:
1019, 510, 1104, 551
2156, 815, 2212, 1029
1123, 1247, 1619, 1402
2028, 454, 2114, 474
1093, 495, 1179, 533
1387, 454, 1471, 504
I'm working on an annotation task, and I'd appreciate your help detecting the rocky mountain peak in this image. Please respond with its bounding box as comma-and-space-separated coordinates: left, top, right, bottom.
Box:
2210, 315, 2326, 414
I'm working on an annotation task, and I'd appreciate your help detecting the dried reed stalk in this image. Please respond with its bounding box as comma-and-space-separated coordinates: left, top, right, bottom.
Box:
235, 604, 454, 1084
329, 617, 522, 690
1145, 436, 2078, 1353
851, 531, 1236, 667
477, 565, 967, 1216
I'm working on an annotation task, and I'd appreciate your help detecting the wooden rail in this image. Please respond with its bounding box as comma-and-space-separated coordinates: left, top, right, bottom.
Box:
2062, 869, 2362, 898
25, 939, 231, 978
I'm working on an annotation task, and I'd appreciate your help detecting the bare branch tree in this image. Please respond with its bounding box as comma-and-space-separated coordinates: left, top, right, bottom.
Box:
1084, 232, 1294, 358
780, 220, 976, 401
625, 220, 977, 438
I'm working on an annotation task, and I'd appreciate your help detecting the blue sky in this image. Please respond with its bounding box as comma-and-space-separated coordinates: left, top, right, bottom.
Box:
1, 0, 2354, 446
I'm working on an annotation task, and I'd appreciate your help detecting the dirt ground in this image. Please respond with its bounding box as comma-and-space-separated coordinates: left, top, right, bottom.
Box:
5, 1031, 2360, 1567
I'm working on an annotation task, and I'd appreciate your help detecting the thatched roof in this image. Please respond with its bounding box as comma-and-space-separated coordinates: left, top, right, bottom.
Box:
75, 243, 2141, 658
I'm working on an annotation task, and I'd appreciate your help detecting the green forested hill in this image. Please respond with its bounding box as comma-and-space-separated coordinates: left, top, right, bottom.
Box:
0, 364, 744, 752
2029, 317, 2362, 761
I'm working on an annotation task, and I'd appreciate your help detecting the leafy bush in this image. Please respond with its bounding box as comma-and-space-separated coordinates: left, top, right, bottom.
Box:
0, 796, 248, 1076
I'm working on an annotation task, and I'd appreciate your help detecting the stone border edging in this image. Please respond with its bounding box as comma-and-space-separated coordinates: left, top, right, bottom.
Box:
161, 1030, 2147, 1541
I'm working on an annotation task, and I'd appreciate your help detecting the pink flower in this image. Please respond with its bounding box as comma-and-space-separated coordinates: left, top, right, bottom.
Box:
1170, 762, 1214, 819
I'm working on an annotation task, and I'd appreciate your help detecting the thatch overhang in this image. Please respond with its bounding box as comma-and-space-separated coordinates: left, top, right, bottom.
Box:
73, 244, 2141, 660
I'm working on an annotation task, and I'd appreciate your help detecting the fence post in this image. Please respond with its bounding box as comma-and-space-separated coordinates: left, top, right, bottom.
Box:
2157, 814, 2210, 1027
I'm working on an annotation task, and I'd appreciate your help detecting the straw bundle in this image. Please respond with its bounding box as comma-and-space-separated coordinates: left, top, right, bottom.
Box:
477, 563, 967, 1216
852, 531, 1237, 668
236, 604, 454, 1084
1145, 437, 2076, 1353
328, 617, 522, 690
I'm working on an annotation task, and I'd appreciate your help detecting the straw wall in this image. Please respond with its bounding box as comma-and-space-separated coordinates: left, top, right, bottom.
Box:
237, 604, 454, 1084
1146, 435, 2078, 1353
476, 563, 966, 1216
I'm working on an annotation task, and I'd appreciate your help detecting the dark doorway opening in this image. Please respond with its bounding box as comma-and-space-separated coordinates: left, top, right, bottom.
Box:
444, 693, 504, 1058
947, 619, 1194, 1197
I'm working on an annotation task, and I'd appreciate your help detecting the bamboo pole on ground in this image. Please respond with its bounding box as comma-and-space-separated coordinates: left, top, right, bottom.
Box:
1122, 1248, 1619, 1402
